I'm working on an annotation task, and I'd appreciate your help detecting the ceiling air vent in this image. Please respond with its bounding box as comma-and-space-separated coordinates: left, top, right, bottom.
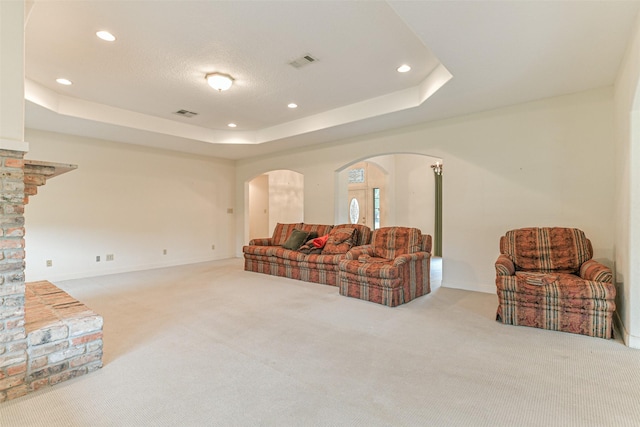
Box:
173, 109, 198, 118
289, 54, 318, 69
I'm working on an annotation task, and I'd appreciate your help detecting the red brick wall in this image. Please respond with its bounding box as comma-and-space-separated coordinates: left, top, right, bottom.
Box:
0, 149, 27, 402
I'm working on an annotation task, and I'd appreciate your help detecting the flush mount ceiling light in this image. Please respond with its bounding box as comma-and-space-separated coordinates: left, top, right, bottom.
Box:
206, 72, 234, 91
56, 78, 72, 85
96, 30, 116, 42
287, 103, 298, 109
397, 64, 411, 73
227, 123, 237, 128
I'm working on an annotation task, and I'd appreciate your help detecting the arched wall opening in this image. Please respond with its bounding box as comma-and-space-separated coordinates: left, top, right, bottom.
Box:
335, 153, 442, 240
246, 170, 304, 241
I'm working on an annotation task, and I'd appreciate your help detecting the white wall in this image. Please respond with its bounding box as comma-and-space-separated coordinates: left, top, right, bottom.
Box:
237, 87, 615, 294
24, 129, 236, 281
267, 170, 303, 234
248, 174, 269, 240
393, 154, 439, 237
0, 0, 25, 145
614, 12, 640, 348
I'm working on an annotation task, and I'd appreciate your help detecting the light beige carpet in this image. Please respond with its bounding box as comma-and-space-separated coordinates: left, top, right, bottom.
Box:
2, 258, 639, 426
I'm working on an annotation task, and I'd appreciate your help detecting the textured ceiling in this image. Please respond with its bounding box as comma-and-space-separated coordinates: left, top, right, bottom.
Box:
23, 1, 640, 160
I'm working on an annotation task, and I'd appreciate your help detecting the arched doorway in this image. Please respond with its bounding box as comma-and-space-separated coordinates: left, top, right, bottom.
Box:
247, 170, 304, 241
337, 153, 442, 242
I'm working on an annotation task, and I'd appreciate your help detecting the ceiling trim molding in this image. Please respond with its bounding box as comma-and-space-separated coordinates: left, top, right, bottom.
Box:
24, 65, 451, 148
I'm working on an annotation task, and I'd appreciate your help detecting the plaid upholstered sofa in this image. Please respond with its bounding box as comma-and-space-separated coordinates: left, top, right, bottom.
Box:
243, 222, 372, 286
338, 227, 432, 307
495, 227, 616, 338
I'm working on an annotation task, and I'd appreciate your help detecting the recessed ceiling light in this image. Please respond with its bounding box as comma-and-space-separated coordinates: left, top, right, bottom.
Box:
397, 64, 411, 73
56, 78, 72, 85
96, 31, 116, 42
288, 103, 298, 109
227, 123, 237, 128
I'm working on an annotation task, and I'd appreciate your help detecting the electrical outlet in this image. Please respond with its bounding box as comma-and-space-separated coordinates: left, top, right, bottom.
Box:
211, 244, 215, 250
163, 249, 167, 255
96, 256, 100, 262
106, 254, 114, 261
46, 260, 52, 267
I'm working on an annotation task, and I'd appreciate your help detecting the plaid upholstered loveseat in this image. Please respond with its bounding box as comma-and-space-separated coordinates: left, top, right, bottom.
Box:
338, 227, 432, 307
243, 222, 372, 286
495, 227, 616, 338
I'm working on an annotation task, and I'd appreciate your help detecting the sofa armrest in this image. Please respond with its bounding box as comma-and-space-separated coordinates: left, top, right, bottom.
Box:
580, 259, 613, 283
420, 234, 432, 253
393, 251, 430, 267
495, 254, 515, 276
248, 238, 275, 246
345, 245, 374, 260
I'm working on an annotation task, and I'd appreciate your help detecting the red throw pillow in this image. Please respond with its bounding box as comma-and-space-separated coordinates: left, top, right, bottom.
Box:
312, 234, 329, 248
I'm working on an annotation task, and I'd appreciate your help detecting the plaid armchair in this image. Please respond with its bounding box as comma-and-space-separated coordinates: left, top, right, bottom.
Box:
338, 227, 431, 307
495, 227, 616, 338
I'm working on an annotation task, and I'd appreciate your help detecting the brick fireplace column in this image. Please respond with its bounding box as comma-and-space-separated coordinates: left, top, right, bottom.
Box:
0, 149, 27, 401
0, 0, 29, 402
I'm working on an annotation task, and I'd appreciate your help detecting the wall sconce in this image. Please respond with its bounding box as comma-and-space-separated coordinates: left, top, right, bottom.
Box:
206, 72, 234, 91
431, 161, 443, 175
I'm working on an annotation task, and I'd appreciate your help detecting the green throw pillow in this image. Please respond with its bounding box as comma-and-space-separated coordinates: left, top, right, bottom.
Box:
282, 229, 311, 250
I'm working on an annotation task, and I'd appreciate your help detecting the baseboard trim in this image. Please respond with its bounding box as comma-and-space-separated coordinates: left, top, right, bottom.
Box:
25, 256, 235, 282
615, 311, 640, 349
441, 281, 495, 294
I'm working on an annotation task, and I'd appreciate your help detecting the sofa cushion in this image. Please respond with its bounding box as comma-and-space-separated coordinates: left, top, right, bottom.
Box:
322, 227, 358, 254
272, 222, 303, 246
339, 258, 401, 280
500, 272, 616, 302
501, 227, 592, 273
242, 245, 281, 257
299, 253, 345, 266
282, 229, 311, 250
298, 243, 323, 255
515, 271, 557, 286
372, 227, 421, 259
333, 223, 372, 246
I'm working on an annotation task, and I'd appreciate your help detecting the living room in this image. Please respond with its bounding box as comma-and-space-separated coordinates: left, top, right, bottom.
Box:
23, 86, 624, 315
2, 1, 640, 424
